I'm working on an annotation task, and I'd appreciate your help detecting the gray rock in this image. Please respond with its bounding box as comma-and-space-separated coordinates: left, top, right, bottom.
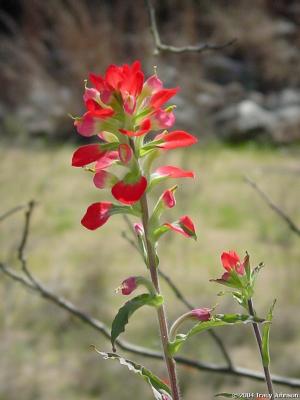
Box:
271, 105, 300, 143
214, 100, 275, 141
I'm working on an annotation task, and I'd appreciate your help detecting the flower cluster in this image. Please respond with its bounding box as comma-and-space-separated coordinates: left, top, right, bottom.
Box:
72, 61, 197, 240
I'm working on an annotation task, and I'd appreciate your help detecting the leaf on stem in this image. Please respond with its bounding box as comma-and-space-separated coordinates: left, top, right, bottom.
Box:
168, 314, 264, 355
92, 348, 172, 400
111, 293, 163, 351
262, 299, 276, 367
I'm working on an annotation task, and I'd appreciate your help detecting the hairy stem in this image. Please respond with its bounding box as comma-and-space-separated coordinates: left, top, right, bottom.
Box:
140, 194, 181, 400
247, 299, 275, 396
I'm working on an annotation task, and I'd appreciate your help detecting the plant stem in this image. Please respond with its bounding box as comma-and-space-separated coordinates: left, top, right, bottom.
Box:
247, 299, 275, 397
140, 194, 181, 400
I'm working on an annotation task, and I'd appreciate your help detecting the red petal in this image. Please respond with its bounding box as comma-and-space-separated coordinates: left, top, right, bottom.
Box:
81, 202, 112, 230
89, 73, 105, 91
118, 144, 133, 164
179, 215, 196, 236
164, 215, 196, 238
221, 251, 240, 272
93, 170, 117, 189
156, 131, 198, 149
119, 118, 151, 137
162, 189, 176, 208
86, 99, 114, 118
155, 165, 195, 178
112, 176, 147, 205
150, 88, 179, 109
164, 222, 190, 238
95, 151, 119, 170
72, 144, 103, 167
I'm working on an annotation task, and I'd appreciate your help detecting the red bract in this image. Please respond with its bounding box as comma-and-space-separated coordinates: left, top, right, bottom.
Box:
221, 251, 245, 275
164, 215, 196, 239
162, 188, 176, 208
119, 118, 151, 137
154, 165, 195, 179
93, 170, 117, 189
81, 202, 112, 230
95, 151, 119, 170
151, 109, 175, 130
112, 176, 147, 205
72, 144, 104, 167
118, 144, 133, 164
85, 99, 114, 117
150, 88, 178, 109
156, 131, 198, 149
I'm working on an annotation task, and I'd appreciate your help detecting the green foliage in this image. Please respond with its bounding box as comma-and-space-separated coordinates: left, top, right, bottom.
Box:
168, 314, 264, 356
111, 294, 163, 351
92, 348, 171, 400
262, 299, 276, 367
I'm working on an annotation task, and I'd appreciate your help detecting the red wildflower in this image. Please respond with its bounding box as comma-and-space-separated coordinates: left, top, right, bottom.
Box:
81, 202, 112, 230
155, 130, 198, 149
72, 144, 105, 167
150, 108, 175, 130
95, 151, 119, 170
162, 188, 176, 208
112, 176, 147, 205
154, 165, 195, 179
119, 118, 151, 137
221, 251, 245, 276
164, 216, 196, 239
150, 88, 179, 109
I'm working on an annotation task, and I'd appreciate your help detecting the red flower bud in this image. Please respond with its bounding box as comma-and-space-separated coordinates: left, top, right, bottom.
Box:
120, 277, 138, 295
190, 308, 211, 321
81, 202, 112, 230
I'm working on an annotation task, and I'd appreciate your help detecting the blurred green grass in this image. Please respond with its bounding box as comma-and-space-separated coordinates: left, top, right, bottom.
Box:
0, 140, 299, 399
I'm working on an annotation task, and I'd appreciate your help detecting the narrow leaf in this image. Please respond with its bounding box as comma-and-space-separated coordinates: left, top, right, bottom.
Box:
111, 293, 163, 351
262, 299, 276, 367
92, 348, 171, 400
169, 314, 264, 355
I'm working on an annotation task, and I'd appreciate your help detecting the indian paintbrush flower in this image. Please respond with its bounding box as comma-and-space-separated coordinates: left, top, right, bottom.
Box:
72, 60, 198, 237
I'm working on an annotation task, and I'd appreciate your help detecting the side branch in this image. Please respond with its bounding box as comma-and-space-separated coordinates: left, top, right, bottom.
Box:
244, 176, 300, 237
1, 262, 300, 388
145, 0, 236, 55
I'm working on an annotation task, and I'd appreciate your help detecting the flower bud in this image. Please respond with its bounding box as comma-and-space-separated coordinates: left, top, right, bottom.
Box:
120, 277, 137, 295
134, 223, 144, 236
190, 308, 211, 321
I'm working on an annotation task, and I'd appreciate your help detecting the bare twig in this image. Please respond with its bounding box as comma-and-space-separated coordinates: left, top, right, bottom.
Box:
244, 176, 300, 237
0, 261, 300, 388
122, 215, 233, 368
145, 0, 236, 55
0, 204, 27, 223
1, 204, 300, 388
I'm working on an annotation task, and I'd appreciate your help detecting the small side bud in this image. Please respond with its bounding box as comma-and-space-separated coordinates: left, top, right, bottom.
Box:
190, 308, 212, 322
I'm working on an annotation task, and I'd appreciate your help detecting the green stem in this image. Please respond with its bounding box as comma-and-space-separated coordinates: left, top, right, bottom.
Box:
140, 194, 181, 400
247, 299, 275, 396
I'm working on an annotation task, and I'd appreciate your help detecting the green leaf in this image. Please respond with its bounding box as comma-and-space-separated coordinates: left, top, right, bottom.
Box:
262, 299, 276, 367
111, 293, 163, 351
92, 348, 172, 400
169, 314, 264, 355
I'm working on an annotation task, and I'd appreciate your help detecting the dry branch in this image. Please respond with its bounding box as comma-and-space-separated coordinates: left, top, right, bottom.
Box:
145, 0, 236, 55
1, 202, 300, 389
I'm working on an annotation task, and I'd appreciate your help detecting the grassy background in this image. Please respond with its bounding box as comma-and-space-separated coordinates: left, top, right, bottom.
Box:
0, 139, 299, 399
